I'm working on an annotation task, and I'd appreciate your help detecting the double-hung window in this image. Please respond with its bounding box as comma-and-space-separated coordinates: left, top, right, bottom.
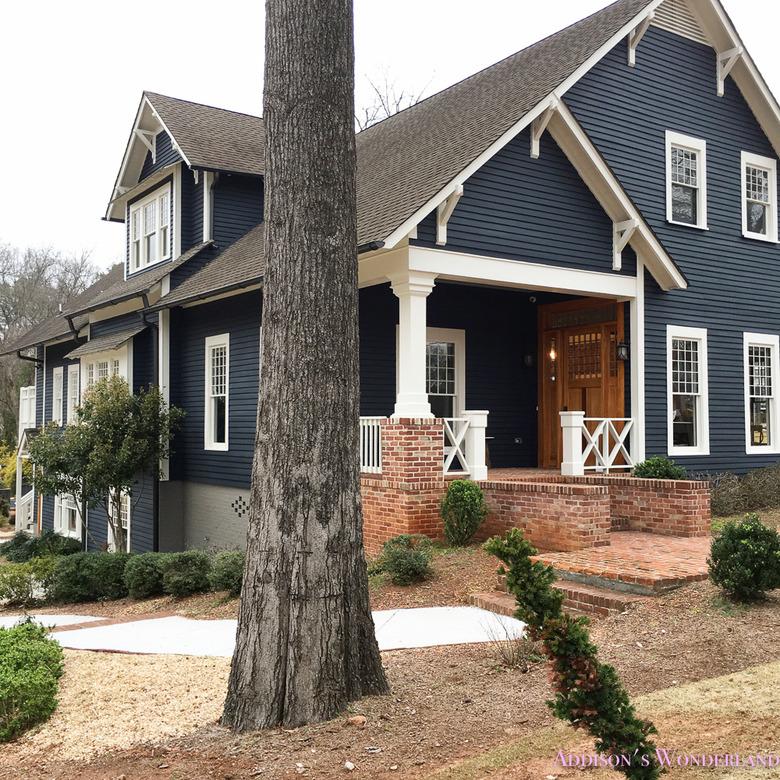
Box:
744, 333, 780, 453
52, 367, 64, 425
128, 183, 173, 271
66, 364, 79, 423
54, 493, 80, 539
205, 334, 229, 451
741, 152, 777, 242
666, 131, 707, 229
667, 325, 709, 456
108, 490, 131, 552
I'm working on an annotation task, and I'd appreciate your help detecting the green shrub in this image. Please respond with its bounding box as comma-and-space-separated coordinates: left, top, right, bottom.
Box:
633, 456, 687, 480
49, 552, 130, 603
0, 620, 64, 742
0, 558, 58, 606
209, 550, 244, 596
381, 535, 432, 586
124, 552, 168, 600
162, 550, 211, 597
0, 529, 81, 563
708, 513, 780, 601
440, 479, 488, 546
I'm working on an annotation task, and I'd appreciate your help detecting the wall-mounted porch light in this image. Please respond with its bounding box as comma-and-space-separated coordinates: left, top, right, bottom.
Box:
616, 341, 630, 361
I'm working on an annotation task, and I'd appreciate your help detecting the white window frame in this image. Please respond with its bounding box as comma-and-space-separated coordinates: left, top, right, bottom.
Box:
741, 151, 778, 243
66, 364, 80, 424
743, 332, 780, 454
128, 182, 173, 272
665, 131, 708, 230
204, 333, 230, 451
107, 490, 131, 553
52, 366, 64, 426
667, 325, 709, 456
54, 493, 81, 540
80, 344, 131, 396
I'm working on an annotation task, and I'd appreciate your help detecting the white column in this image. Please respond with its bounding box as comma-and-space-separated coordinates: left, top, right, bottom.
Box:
560, 411, 585, 476
462, 410, 489, 481
630, 256, 646, 463
389, 271, 437, 418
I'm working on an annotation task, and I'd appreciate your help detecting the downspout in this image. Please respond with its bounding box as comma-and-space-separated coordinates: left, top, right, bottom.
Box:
140, 293, 161, 552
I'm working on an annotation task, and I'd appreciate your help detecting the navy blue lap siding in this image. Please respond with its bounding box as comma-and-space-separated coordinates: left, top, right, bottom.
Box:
140, 132, 181, 180
180, 166, 204, 253
566, 25, 780, 473
212, 176, 263, 249
413, 128, 634, 276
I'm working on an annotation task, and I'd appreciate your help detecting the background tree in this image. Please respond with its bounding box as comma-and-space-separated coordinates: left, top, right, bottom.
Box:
221, 0, 387, 730
29, 376, 183, 551
355, 74, 428, 130
0, 243, 98, 445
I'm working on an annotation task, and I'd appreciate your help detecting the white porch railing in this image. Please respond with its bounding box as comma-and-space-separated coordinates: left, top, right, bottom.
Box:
18, 385, 35, 441
444, 411, 489, 479
560, 411, 634, 476
359, 417, 384, 474
443, 418, 470, 475
17, 490, 34, 533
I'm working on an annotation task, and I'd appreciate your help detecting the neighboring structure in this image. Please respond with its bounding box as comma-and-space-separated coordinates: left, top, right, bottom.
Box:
4, 0, 776, 551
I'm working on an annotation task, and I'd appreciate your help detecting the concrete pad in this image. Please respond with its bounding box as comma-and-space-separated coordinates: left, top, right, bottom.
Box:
52, 607, 525, 657
0, 614, 104, 629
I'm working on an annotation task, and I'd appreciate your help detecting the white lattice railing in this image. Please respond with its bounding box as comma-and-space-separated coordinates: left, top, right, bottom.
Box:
18, 385, 35, 441
17, 490, 34, 533
561, 412, 634, 476
359, 417, 384, 474
443, 417, 470, 475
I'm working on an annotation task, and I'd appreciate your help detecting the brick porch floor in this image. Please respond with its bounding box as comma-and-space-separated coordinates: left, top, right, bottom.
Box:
532, 531, 711, 595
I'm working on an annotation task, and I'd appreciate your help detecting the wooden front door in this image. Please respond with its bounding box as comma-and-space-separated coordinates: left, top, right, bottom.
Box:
538, 299, 625, 469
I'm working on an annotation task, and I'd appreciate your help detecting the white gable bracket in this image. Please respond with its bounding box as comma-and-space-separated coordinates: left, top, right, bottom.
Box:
530, 98, 559, 159
717, 46, 743, 97
613, 218, 638, 271
436, 185, 464, 246
627, 13, 654, 67
134, 129, 157, 163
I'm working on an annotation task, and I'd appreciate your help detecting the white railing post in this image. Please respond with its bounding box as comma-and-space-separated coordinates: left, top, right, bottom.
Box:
462, 410, 489, 480
560, 411, 586, 476
359, 416, 384, 474
443, 417, 470, 475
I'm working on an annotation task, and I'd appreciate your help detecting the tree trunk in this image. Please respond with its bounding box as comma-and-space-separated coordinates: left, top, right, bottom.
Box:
221, 0, 388, 731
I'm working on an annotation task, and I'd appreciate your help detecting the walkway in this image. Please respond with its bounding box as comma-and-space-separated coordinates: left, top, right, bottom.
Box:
1, 606, 525, 657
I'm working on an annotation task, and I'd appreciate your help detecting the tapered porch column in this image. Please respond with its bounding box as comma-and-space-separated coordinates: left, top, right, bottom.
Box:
389, 270, 437, 418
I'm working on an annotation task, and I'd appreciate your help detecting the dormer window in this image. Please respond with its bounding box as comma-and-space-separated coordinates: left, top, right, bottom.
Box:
666, 131, 707, 229
129, 183, 172, 271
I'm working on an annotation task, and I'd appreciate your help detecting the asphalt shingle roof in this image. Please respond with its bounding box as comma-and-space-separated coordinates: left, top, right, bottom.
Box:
64, 323, 147, 359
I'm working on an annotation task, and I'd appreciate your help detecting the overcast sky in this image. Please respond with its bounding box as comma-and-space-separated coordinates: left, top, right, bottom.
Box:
0, 0, 775, 269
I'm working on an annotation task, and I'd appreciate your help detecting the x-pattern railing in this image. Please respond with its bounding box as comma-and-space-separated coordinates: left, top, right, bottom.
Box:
443, 417, 470, 475
581, 417, 634, 472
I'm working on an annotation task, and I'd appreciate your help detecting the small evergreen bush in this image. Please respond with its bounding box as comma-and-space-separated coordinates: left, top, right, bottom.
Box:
440, 479, 488, 546
0, 558, 58, 606
633, 456, 687, 480
124, 552, 167, 600
0, 529, 81, 563
162, 550, 211, 597
708, 513, 780, 601
49, 552, 130, 602
209, 550, 244, 596
0, 620, 64, 742
381, 535, 432, 585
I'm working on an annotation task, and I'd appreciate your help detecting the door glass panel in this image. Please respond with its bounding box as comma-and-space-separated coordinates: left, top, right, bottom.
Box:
426, 341, 456, 417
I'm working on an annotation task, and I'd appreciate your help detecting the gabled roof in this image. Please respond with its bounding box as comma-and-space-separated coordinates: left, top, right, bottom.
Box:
0, 263, 124, 356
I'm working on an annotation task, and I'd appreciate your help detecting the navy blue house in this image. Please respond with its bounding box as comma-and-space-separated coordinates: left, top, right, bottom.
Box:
8, 0, 780, 550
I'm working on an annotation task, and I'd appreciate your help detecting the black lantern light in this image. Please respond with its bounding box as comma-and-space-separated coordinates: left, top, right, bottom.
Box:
616, 341, 630, 361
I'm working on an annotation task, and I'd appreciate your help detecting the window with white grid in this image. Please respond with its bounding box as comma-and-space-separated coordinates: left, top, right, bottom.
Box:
108, 490, 131, 552
54, 493, 80, 540
128, 182, 173, 271
744, 333, 779, 452
96, 361, 109, 380
205, 334, 229, 450
52, 367, 64, 425
666, 132, 707, 229
667, 326, 709, 455
67, 364, 79, 423
742, 152, 777, 241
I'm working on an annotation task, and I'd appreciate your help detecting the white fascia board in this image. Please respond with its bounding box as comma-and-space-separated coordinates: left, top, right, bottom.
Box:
381, 0, 667, 250
408, 245, 638, 299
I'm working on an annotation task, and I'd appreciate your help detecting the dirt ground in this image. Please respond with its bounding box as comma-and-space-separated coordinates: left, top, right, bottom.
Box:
716, 506, 780, 531
3, 579, 779, 779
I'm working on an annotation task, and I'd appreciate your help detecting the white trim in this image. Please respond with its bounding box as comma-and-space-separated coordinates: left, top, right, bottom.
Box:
628, 14, 655, 67
435, 185, 463, 246
66, 364, 80, 424
630, 256, 646, 463
717, 46, 743, 97
740, 151, 778, 242
743, 331, 780, 454
666, 325, 710, 457
52, 366, 64, 426
107, 490, 131, 553
80, 343, 131, 396
203, 171, 215, 242
381, 0, 669, 249
54, 493, 81, 540
204, 333, 230, 451
665, 131, 708, 230
426, 327, 466, 416
159, 305, 171, 480
128, 181, 173, 273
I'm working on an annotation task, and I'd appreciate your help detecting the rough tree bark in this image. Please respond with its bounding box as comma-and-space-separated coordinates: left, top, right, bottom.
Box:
221, 0, 389, 730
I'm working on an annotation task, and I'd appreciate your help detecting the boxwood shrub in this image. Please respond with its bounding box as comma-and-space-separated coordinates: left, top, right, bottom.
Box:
124, 552, 168, 600
633, 456, 687, 480
208, 550, 245, 596
49, 552, 130, 603
162, 550, 211, 597
381, 534, 433, 585
0, 621, 64, 742
0, 530, 81, 563
440, 479, 488, 546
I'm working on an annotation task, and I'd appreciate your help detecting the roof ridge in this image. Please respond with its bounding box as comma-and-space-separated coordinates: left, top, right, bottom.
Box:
144, 91, 262, 121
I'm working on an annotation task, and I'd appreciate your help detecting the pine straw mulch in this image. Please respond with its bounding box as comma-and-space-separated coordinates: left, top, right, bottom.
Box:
2, 580, 780, 780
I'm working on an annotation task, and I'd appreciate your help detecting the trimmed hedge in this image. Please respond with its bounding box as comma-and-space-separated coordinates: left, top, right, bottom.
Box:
0, 530, 81, 563
440, 480, 488, 546
208, 550, 245, 596
162, 551, 211, 597
124, 552, 168, 600
0, 558, 58, 606
633, 457, 687, 480
0, 621, 64, 742
49, 552, 130, 603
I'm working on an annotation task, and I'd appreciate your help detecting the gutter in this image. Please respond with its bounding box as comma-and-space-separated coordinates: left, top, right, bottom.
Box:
16, 350, 43, 367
